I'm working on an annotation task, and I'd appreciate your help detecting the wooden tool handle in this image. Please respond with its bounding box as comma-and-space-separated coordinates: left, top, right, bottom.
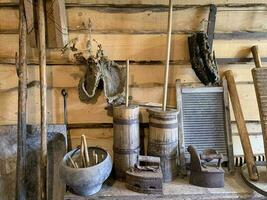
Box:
138, 155, 160, 164
162, 0, 173, 111
125, 60, 130, 107
224, 70, 258, 181
251, 45, 262, 68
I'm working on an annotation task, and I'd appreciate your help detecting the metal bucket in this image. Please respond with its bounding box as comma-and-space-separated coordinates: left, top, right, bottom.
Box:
60, 147, 112, 196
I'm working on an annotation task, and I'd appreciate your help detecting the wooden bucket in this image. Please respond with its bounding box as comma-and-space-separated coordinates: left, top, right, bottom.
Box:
113, 105, 140, 179
147, 108, 178, 182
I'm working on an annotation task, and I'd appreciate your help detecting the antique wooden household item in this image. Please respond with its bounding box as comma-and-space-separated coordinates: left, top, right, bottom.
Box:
113, 60, 140, 179
251, 45, 267, 169
188, 145, 225, 188
239, 46, 267, 197
60, 146, 112, 196
147, 0, 178, 182
224, 70, 259, 181
126, 155, 163, 194
147, 108, 178, 182
176, 80, 234, 175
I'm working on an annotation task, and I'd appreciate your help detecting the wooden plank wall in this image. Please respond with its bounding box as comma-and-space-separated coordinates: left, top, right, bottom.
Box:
0, 0, 266, 157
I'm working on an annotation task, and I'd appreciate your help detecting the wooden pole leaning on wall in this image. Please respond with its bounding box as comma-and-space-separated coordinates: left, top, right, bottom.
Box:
224, 70, 259, 181
162, 0, 173, 111
113, 60, 140, 180
38, 0, 48, 199
16, 0, 27, 199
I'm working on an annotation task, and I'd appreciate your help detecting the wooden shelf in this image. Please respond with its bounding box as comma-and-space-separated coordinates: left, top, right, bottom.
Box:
64, 170, 265, 200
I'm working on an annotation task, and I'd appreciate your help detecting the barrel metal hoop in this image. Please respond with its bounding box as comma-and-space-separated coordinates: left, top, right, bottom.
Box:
113, 146, 140, 154
148, 140, 178, 146
150, 115, 177, 121
149, 122, 178, 129
113, 118, 139, 125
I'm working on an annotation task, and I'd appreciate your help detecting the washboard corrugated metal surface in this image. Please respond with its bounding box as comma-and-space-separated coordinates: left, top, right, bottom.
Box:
176, 80, 234, 173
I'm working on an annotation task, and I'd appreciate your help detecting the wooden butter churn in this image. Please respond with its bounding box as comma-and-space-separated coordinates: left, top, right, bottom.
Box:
147, 0, 178, 182
113, 60, 140, 179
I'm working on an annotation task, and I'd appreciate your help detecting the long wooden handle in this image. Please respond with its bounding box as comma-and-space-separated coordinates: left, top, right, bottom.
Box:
251, 45, 262, 68
162, 0, 173, 111
38, 0, 47, 199
224, 70, 258, 181
16, 1, 27, 199
125, 60, 130, 107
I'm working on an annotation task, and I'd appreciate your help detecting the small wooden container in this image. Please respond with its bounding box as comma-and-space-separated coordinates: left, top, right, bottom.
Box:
147, 108, 178, 182
113, 105, 140, 179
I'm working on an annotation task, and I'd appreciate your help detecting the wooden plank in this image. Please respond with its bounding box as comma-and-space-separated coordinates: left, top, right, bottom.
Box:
233, 134, 264, 156
24, 0, 36, 47
0, 83, 260, 125
0, 63, 258, 90
1, 33, 267, 62
0, 33, 189, 62
232, 121, 262, 135
0, 7, 18, 32
1, 0, 267, 6
67, 6, 267, 33
46, 0, 68, 48
216, 6, 267, 33
65, 0, 267, 6
1, 7, 267, 34
66, 7, 208, 33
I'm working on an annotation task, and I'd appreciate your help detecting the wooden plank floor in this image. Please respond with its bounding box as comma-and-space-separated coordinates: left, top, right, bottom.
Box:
64, 170, 265, 200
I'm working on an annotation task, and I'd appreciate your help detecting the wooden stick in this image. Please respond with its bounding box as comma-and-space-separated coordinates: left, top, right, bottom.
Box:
16, 0, 27, 199
251, 46, 262, 68
224, 70, 258, 181
80, 138, 86, 167
125, 60, 130, 107
68, 155, 77, 168
74, 162, 79, 168
162, 0, 173, 111
82, 135, 90, 167
38, 0, 47, 199
93, 150, 98, 165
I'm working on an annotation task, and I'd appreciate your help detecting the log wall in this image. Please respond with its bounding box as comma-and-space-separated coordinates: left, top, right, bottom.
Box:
0, 0, 266, 160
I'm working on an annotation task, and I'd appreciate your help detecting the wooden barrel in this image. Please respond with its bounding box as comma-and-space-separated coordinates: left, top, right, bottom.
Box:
147, 108, 178, 182
113, 105, 140, 179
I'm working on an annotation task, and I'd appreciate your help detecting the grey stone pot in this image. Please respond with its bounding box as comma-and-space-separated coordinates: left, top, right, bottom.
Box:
60, 147, 112, 196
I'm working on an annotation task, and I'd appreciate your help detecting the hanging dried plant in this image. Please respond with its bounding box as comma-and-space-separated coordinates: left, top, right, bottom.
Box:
62, 19, 126, 105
